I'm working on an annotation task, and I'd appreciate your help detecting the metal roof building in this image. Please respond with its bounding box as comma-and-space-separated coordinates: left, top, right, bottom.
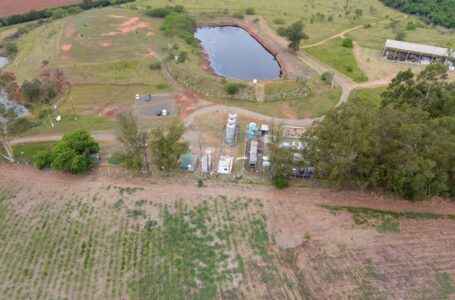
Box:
384, 39, 455, 59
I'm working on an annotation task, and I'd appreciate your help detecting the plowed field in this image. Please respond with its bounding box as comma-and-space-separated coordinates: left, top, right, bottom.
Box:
0, 0, 82, 17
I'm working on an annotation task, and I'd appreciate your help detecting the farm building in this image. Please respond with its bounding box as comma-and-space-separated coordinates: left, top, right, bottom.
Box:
383, 39, 455, 70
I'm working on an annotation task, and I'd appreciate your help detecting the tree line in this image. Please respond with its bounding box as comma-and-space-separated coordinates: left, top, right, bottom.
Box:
380, 0, 455, 28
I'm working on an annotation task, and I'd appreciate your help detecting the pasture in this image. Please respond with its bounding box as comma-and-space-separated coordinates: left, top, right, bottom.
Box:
136, 0, 403, 43
5, 8, 168, 84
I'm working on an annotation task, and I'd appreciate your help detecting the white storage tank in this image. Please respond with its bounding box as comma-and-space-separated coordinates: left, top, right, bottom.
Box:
228, 113, 237, 125
225, 123, 236, 144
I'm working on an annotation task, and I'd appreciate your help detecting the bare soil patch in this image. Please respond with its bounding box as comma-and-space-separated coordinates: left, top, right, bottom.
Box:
102, 16, 154, 37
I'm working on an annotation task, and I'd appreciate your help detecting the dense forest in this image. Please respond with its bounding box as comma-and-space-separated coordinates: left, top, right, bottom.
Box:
381, 0, 455, 28
303, 64, 455, 200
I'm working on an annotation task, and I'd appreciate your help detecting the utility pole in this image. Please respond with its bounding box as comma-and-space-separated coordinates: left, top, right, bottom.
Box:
331, 71, 335, 89
47, 111, 54, 128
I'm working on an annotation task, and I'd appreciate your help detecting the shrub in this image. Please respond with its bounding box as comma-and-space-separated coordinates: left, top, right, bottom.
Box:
10, 117, 31, 133
342, 37, 353, 48
21, 80, 41, 100
145, 7, 172, 18
277, 27, 287, 36
232, 11, 245, 19
346, 66, 353, 72
226, 83, 240, 95
67, 6, 83, 15
177, 51, 187, 63
149, 61, 161, 70
5, 41, 18, 55
273, 18, 285, 25
272, 175, 289, 188
197, 179, 204, 187
145, 5, 185, 18
52, 8, 68, 19
35, 129, 99, 174
33, 150, 53, 169
115, 151, 143, 170
321, 71, 333, 83
245, 8, 256, 15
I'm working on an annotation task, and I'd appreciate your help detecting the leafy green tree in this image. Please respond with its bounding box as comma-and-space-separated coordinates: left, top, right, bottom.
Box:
283, 21, 309, 51
302, 98, 379, 188
161, 12, 196, 44
269, 123, 294, 188
149, 119, 188, 172
21, 80, 41, 100
303, 64, 455, 200
342, 37, 353, 48
115, 110, 149, 171
355, 9, 363, 17
33, 129, 99, 174
381, 63, 455, 118
34, 150, 53, 169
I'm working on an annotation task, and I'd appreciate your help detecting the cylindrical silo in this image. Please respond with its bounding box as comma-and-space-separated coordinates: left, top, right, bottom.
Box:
226, 123, 236, 144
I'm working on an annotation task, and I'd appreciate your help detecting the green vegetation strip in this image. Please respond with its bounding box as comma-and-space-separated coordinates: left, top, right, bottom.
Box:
322, 205, 454, 233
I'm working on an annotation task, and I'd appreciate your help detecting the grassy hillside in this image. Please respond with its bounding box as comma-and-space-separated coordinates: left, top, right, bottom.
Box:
305, 38, 368, 82
136, 0, 403, 43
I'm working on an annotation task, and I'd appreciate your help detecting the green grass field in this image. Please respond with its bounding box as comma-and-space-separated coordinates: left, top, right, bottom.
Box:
348, 86, 386, 106
305, 38, 368, 82
10, 142, 57, 164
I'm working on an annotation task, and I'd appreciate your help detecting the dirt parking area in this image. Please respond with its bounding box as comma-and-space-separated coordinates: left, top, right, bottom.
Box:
0, 0, 82, 17
0, 164, 454, 299
134, 93, 177, 118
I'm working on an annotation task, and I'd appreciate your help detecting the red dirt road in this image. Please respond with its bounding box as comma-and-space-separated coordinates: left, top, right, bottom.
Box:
0, 0, 82, 17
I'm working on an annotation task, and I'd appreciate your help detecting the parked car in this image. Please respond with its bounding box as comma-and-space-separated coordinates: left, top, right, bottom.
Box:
144, 94, 152, 101
135, 94, 141, 100
156, 109, 169, 116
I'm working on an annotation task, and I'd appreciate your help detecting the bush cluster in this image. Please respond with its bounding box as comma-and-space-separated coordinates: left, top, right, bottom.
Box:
225, 83, 245, 95
34, 129, 99, 174
160, 10, 196, 44
144, 5, 184, 18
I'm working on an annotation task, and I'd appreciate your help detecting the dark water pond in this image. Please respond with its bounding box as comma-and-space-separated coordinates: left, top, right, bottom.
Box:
194, 26, 281, 80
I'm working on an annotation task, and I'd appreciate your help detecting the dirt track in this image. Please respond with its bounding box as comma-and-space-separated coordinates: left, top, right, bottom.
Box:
0, 0, 82, 17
